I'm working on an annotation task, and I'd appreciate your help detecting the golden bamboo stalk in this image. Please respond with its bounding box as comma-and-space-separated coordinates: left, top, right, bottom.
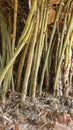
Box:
17, 22, 34, 90
31, 1, 48, 97
12, 0, 18, 55
21, 9, 39, 101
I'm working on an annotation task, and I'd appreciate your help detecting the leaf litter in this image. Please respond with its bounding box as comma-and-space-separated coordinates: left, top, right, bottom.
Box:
0, 92, 73, 130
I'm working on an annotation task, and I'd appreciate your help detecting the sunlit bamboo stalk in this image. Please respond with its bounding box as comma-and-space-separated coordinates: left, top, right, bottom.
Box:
64, 32, 72, 96
29, 0, 45, 96
17, 42, 30, 90
17, 21, 35, 90
31, 1, 48, 97
21, 9, 39, 101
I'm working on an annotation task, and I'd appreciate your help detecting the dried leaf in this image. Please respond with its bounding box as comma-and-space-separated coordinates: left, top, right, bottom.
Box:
38, 109, 47, 124
0, 115, 4, 124
49, 0, 60, 5
48, 8, 56, 24
57, 112, 71, 125
14, 120, 21, 130
46, 122, 52, 129
0, 126, 3, 130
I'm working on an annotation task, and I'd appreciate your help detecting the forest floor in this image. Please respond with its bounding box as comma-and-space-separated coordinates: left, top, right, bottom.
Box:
0, 92, 73, 130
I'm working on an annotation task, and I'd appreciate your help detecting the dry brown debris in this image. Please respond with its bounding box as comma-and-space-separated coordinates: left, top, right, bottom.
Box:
0, 93, 73, 130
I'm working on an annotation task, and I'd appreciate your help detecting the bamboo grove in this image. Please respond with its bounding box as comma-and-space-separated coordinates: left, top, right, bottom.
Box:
0, 0, 73, 103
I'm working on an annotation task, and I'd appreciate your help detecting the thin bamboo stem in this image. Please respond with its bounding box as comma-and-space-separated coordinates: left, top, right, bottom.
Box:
12, 0, 18, 55
54, 10, 73, 95
44, 31, 49, 91
18, 0, 37, 44
58, 14, 67, 61
39, 0, 64, 95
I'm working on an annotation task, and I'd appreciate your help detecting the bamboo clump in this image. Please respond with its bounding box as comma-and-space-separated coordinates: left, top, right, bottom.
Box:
0, 0, 73, 103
